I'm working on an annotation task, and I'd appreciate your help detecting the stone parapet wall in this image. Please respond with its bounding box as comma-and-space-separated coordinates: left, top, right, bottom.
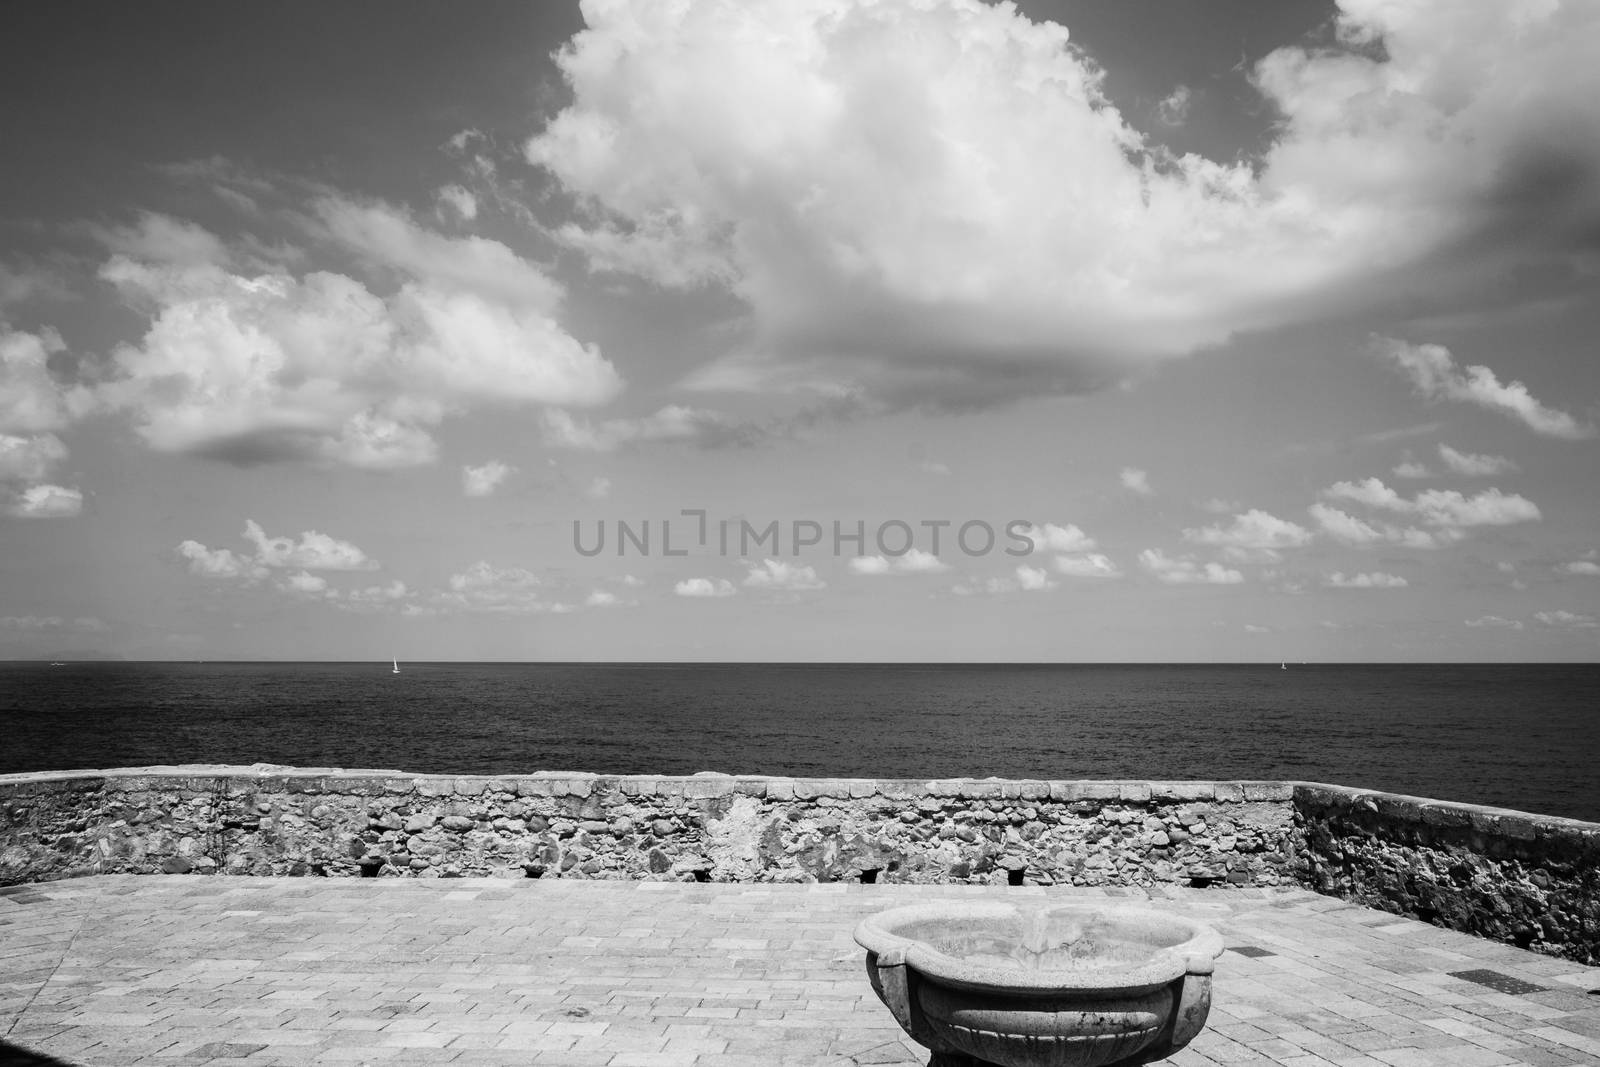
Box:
0, 767, 1297, 890
3, 768, 1596, 963
1292, 783, 1600, 965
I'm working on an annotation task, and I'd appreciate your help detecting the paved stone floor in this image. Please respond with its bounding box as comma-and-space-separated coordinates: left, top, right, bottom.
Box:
1, 877, 1598, 1067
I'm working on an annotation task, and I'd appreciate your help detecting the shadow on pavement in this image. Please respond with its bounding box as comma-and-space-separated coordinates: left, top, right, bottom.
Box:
0, 1040, 79, 1066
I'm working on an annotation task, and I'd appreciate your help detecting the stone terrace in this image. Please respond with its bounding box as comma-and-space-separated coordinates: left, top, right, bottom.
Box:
3, 877, 1599, 1067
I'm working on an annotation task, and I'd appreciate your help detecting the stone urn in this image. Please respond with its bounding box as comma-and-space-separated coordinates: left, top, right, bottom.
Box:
854, 901, 1224, 1067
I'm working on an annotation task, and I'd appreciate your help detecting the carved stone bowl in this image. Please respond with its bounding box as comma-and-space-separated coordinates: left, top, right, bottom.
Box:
854, 901, 1224, 1067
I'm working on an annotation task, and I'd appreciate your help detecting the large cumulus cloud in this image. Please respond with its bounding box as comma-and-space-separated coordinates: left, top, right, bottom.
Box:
526, 0, 1600, 405
98, 204, 622, 468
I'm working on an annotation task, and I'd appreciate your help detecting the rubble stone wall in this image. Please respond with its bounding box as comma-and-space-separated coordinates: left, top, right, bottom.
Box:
3, 768, 1596, 963
0, 768, 1297, 889
1292, 783, 1600, 965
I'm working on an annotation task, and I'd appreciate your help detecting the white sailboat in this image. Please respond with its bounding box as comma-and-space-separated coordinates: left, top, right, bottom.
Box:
392, 656, 401, 675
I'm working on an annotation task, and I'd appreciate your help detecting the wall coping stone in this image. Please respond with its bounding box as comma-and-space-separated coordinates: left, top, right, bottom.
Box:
1, 766, 1595, 832
1290, 782, 1600, 836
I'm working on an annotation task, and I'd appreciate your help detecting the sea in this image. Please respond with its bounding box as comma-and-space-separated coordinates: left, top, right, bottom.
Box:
2, 662, 1597, 823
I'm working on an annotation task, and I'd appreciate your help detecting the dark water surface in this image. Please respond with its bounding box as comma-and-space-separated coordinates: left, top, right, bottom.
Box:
2, 662, 1596, 821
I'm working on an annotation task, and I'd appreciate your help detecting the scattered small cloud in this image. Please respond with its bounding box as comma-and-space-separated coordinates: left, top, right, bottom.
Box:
1021, 523, 1097, 554
1375, 337, 1594, 440
1320, 477, 1408, 511
0, 614, 107, 646
1243, 623, 1270, 634
952, 564, 1058, 595
1052, 553, 1122, 579
541, 405, 766, 452
1155, 84, 1192, 126
1354, 423, 1444, 447
583, 476, 612, 500
436, 184, 478, 222
1015, 564, 1057, 592
5, 483, 82, 518
0, 433, 69, 484
179, 519, 399, 611
675, 577, 737, 598
1, 326, 90, 434
462, 460, 515, 498
1437, 444, 1517, 477
447, 130, 482, 154
1414, 488, 1539, 528
443, 560, 557, 613
848, 549, 949, 575
742, 558, 826, 592
341, 580, 410, 610
1534, 610, 1598, 629
1564, 560, 1600, 577
1392, 458, 1430, 479
1324, 571, 1409, 589
1138, 549, 1243, 585
439, 128, 542, 228
1307, 502, 1450, 550
1320, 478, 1540, 530
279, 570, 333, 597
1, 325, 91, 514
950, 579, 996, 596
178, 540, 268, 581
1466, 615, 1523, 630
920, 460, 950, 476
179, 523, 419, 611
585, 589, 619, 607
1183, 509, 1312, 563
242, 519, 377, 571
1120, 468, 1153, 496
0, 615, 106, 632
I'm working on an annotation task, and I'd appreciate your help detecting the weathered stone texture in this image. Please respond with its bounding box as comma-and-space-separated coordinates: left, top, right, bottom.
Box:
1292, 783, 1600, 965
0, 771, 1293, 890
4, 768, 1596, 965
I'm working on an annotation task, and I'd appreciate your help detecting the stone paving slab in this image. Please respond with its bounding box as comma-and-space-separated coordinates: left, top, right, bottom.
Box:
2, 877, 1598, 1066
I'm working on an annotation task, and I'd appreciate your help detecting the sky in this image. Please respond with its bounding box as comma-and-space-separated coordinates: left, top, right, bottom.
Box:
1, 0, 1598, 662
